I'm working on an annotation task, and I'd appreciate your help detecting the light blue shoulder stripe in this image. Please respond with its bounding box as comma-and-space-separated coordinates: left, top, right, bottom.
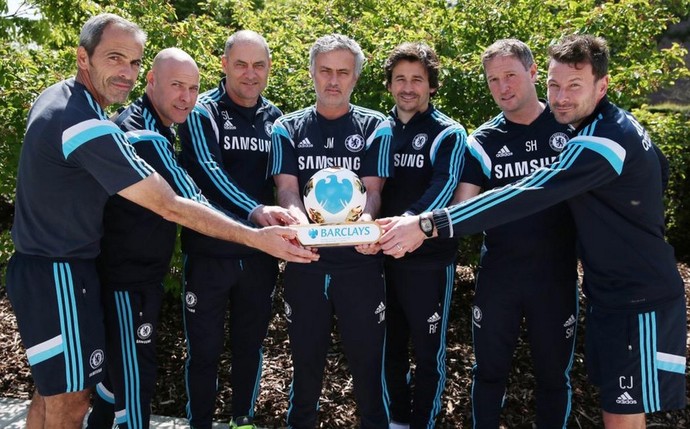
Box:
365, 119, 393, 176
272, 121, 291, 139
425, 132, 465, 210
377, 129, 392, 177
125, 129, 169, 144
352, 104, 386, 120
568, 135, 626, 175
429, 125, 464, 164
198, 87, 222, 104
431, 109, 459, 128
270, 120, 291, 176
191, 104, 212, 119
466, 134, 492, 178
372, 119, 394, 141
279, 106, 314, 123
62, 119, 123, 158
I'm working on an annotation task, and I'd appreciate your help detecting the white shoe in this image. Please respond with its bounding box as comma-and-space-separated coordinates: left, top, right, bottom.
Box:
390, 422, 410, 429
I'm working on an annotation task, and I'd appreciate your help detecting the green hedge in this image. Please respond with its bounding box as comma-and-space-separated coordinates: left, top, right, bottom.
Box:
634, 108, 690, 261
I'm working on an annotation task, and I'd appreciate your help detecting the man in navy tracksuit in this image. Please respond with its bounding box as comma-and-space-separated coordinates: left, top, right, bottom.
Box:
453, 39, 578, 429
379, 34, 686, 429
177, 30, 295, 429
268, 34, 392, 428
85, 48, 235, 429
379, 42, 467, 429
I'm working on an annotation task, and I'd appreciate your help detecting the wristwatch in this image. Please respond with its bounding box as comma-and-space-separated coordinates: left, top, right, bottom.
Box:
418, 213, 435, 238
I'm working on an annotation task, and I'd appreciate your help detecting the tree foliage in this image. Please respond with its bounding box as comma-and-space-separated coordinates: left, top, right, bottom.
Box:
232, 0, 689, 128
1, 0, 689, 275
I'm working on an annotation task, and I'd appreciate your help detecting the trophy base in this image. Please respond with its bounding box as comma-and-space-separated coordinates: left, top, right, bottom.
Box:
294, 222, 381, 247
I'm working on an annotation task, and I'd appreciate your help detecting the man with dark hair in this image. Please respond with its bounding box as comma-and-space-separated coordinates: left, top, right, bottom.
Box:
377, 34, 686, 429
453, 39, 578, 429
178, 30, 292, 429
5, 13, 316, 428
379, 42, 467, 429
268, 34, 392, 428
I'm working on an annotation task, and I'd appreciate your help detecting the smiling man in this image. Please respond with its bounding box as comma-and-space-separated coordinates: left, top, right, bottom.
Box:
453, 39, 578, 429
85, 47, 209, 429
378, 42, 467, 429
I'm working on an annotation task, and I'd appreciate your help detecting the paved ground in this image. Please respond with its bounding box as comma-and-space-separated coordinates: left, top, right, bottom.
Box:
0, 397, 230, 428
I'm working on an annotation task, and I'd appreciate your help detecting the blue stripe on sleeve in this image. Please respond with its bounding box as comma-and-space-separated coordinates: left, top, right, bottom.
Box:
567, 136, 626, 175
425, 130, 466, 211
466, 135, 492, 178
62, 119, 123, 158
186, 111, 259, 214
149, 139, 208, 204
270, 121, 291, 176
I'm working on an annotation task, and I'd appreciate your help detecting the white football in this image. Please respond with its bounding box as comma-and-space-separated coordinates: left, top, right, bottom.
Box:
303, 167, 367, 223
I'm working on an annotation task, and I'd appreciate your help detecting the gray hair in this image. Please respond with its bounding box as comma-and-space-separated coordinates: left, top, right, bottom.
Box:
79, 13, 146, 57
224, 30, 271, 58
309, 34, 365, 77
481, 38, 535, 73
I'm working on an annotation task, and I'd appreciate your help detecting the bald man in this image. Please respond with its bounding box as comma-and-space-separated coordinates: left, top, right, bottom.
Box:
86, 48, 242, 429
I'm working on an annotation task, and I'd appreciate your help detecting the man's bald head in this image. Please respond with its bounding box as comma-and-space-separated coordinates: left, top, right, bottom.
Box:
146, 48, 200, 126
151, 47, 199, 75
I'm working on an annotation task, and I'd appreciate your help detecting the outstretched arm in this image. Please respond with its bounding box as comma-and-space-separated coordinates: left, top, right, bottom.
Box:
378, 135, 625, 256
119, 173, 318, 263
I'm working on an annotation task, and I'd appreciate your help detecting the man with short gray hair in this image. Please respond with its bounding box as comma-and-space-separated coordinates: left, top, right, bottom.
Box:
268, 34, 393, 428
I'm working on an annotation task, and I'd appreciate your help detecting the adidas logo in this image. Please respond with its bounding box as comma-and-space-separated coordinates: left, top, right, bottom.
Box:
297, 138, 313, 148
563, 315, 577, 327
615, 391, 637, 405
495, 145, 513, 157
224, 120, 236, 130
375, 302, 386, 314
427, 312, 441, 323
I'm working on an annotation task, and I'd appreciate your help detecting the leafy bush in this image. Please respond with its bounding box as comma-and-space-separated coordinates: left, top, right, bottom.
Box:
633, 107, 690, 261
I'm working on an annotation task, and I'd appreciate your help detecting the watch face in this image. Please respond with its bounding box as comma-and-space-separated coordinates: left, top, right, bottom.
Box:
421, 218, 432, 232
